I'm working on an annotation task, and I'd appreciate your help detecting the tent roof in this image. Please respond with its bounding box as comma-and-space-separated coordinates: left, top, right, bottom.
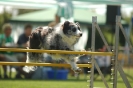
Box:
0, 0, 133, 9
11, 8, 105, 24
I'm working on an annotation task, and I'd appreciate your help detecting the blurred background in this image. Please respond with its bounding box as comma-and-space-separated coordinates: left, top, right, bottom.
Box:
0, 0, 133, 87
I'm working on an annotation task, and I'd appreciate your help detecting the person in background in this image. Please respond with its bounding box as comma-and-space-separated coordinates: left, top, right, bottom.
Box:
95, 46, 111, 78
0, 23, 30, 79
48, 14, 60, 28
0, 23, 14, 78
0, 54, 7, 78
17, 24, 32, 48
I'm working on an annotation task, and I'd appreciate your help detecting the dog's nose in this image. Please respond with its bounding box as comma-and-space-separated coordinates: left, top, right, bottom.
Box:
80, 33, 82, 37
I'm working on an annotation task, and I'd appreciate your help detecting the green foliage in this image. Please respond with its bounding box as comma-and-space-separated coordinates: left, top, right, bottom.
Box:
0, 12, 12, 33
122, 16, 131, 24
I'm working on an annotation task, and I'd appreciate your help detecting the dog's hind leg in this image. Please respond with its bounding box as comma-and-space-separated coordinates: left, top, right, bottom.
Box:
25, 52, 43, 72
69, 60, 81, 71
25, 52, 37, 72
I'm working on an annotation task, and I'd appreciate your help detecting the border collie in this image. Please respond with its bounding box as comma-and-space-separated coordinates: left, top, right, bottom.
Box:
26, 21, 83, 73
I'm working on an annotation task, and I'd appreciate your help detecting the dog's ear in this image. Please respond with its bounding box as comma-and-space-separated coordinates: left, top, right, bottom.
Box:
62, 21, 70, 34
76, 22, 81, 30
76, 22, 80, 27
64, 21, 70, 27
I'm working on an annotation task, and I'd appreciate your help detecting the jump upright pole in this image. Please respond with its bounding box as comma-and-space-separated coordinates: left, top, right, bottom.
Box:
113, 16, 132, 88
89, 16, 110, 88
113, 15, 120, 88
89, 16, 96, 88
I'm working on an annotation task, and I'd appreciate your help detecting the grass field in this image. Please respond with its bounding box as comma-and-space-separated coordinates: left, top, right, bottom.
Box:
0, 78, 133, 88
0, 68, 133, 88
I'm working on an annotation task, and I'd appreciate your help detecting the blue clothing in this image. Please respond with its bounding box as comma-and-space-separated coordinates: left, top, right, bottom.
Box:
17, 33, 29, 45
17, 33, 29, 55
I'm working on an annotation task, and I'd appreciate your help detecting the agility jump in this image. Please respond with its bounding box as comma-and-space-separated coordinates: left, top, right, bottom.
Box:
88, 16, 132, 88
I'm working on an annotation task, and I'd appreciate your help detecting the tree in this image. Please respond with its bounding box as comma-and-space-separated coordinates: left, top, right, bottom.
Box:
0, 10, 12, 33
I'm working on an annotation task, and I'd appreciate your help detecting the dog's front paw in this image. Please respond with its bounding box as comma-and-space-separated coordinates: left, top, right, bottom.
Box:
74, 68, 82, 77
72, 67, 82, 73
79, 49, 86, 55
74, 68, 82, 72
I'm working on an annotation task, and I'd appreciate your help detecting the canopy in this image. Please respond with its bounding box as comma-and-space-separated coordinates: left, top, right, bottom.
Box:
10, 8, 106, 24
0, 0, 133, 10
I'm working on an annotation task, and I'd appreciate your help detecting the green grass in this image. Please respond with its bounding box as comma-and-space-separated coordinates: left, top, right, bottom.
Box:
0, 67, 133, 88
0, 78, 133, 88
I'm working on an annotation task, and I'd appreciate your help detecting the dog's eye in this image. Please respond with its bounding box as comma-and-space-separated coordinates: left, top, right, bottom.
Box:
72, 28, 76, 32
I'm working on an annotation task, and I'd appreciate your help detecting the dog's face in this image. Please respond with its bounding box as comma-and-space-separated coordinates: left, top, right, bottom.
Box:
62, 21, 82, 38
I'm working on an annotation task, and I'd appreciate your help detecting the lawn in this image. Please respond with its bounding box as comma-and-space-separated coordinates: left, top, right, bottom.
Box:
0, 78, 133, 88
0, 68, 133, 88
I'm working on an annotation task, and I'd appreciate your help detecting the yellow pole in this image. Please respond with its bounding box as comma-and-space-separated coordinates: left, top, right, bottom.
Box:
0, 62, 92, 68
0, 48, 114, 56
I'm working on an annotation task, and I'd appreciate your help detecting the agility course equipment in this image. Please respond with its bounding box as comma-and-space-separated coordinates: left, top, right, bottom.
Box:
88, 16, 132, 88
0, 48, 113, 56
0, 16, 132, 88
89, 16, 112, 88
113, 16, 132, 88
0, 62, 92, 68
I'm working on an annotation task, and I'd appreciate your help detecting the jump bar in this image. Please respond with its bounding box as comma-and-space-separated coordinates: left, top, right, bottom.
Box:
0, 48, 114, 56
0, 62, 92, 68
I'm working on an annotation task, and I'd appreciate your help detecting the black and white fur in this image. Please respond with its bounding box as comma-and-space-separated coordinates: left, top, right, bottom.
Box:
26, 21, 83, 73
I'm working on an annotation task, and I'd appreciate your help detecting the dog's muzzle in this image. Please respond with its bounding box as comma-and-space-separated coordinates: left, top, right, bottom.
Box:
75, 33, 82, 37
79, 33, 82, 37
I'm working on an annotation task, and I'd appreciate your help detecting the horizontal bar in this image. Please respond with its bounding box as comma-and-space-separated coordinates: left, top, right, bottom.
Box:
0, 62, 92, 68
0, 48, 114, 56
